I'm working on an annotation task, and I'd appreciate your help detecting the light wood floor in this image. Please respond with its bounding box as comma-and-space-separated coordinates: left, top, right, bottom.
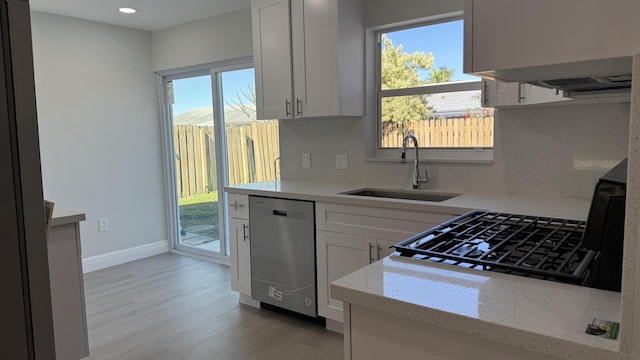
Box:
82, 253, 344, 359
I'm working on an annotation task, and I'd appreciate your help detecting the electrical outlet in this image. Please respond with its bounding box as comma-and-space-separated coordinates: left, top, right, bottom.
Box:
302, 153, 311, 169
336, 154, 348, 169
98, 217, 109, 232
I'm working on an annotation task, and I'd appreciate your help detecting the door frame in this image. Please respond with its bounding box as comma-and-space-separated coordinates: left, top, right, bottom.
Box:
157, 57, 253, 263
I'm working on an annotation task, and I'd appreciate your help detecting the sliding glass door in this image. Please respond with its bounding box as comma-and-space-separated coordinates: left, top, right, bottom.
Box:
160, 59, 279, 260
166, 74, 222, 256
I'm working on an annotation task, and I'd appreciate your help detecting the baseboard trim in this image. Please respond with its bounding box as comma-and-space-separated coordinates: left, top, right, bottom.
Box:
325, 318, 344, 334
239, 294, 260, 308
82, 240, 169, 273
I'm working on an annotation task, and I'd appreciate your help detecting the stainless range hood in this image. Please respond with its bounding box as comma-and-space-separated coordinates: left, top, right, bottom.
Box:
477, 56, 633, 100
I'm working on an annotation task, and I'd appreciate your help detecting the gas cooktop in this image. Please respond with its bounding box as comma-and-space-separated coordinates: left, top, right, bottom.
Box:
393, 211, 597, 285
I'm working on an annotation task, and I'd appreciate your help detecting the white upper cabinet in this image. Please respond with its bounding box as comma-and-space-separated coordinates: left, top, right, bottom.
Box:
252, 0, 294, 119
251, 0, 364, 120
464, 0, 640, 83
482, 80, 569, 108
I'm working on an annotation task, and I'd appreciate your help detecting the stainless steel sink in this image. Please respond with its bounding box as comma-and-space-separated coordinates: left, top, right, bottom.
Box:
340, 188, 460, 202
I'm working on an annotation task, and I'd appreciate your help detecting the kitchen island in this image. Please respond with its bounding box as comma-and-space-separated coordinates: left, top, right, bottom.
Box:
332, 255, 622, 360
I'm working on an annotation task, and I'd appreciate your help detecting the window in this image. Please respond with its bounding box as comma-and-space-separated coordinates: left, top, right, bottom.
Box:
372, 16, 494, 161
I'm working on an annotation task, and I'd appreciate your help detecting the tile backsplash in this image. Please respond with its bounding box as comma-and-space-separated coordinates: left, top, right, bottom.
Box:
279, 103, 630, 199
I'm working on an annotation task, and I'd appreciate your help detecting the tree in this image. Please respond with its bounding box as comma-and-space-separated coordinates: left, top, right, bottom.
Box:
427, 66, 454, 84
226, 82, 257, 118
380, 35, 454, 132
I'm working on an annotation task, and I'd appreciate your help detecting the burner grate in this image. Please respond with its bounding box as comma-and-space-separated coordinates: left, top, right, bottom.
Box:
394, 211, 597, 284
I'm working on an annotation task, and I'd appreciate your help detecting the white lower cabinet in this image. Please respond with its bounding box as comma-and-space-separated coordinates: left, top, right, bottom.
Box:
346, 304, 556, 360
375, 239, 397, 259
316, 231, 370, 320
230, 217, 251, 296
228, 193, 251, 296
316, 202, 458, 323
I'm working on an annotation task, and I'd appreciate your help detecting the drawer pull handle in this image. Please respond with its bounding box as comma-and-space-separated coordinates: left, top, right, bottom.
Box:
242, 224, 249, 241
229, 201, 244, 209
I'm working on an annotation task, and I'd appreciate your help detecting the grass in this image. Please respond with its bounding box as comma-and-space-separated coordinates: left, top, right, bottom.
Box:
178, 191, 219, 239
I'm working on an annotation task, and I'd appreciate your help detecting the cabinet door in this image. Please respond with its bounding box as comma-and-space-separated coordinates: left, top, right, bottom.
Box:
482, 79, 568, 107
317, 231, 372, 322
230, 218, 251, 295
466, 0, 638, 73
252, 0, 293, 120
520, 84, 569, 106
227, 193, 249, 220
482, 79, 521, 107
291, 0, 340, 117
375, 239, 397, 260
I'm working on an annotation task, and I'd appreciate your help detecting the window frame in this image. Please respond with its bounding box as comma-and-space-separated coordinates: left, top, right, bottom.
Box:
366, 12, 493, 163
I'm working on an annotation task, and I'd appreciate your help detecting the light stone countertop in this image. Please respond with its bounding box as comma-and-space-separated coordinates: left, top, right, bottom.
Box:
51, 208, 86, 227
225, 180, 591, 220
331, 256, 623, 360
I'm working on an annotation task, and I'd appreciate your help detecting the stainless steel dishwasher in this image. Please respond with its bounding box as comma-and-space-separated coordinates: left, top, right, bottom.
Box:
249, 196, 316, 317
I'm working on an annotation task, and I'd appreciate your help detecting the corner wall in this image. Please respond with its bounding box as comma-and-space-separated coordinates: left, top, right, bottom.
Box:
151, 7, 253, 72
30, 12, 167, 259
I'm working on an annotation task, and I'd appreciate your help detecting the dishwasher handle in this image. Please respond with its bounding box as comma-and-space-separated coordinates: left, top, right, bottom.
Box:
272, 210, 288, 217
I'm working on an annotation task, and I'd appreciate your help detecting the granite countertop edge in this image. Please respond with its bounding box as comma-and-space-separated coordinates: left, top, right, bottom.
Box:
51, 208, 86, 227
331, 257, 624, 360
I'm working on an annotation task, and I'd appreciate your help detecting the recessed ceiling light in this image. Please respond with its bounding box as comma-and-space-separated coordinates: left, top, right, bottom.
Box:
118, 7, 138, 14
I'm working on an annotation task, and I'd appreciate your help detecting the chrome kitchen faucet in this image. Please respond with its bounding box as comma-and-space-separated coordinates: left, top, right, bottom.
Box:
401, 134, 428, 189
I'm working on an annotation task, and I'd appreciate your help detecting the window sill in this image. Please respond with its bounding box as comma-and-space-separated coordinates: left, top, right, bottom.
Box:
366, 148, 493, 164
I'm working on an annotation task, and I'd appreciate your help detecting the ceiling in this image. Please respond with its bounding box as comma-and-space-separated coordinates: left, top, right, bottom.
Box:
29, 0, 252, 32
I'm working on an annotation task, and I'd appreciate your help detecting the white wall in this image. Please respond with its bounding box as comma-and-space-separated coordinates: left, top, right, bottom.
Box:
365, 0, 463, 27
31, 12, 167, 258
151, 7, 253, 72
279, 104, 630, 198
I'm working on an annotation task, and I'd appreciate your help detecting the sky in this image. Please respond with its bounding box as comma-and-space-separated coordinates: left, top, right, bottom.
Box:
172, 20, 475, 115
385, 19, 478, 82
171, 69, 254, 115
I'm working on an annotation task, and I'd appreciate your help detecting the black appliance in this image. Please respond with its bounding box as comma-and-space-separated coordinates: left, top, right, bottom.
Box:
582, 158, 627, 291
393, 159, 627, 291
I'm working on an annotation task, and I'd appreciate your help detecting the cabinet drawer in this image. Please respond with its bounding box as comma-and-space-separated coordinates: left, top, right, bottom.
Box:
317, 203, 458, 242
228, 193, 249, 219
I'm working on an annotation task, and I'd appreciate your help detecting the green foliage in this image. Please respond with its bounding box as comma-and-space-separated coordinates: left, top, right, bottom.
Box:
380, 35, 454, 129
179, 191, 219, 239
178, 191, 218, 206
381, 35, 434, 90
427, 66, 454, 84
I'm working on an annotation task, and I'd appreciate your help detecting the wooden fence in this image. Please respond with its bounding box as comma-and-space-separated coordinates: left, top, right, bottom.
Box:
226, 122, 280, 186
173, 121, 279, 199
381, 116, 494, 148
